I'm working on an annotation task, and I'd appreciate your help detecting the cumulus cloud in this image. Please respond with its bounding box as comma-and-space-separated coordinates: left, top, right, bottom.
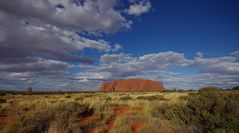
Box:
163, 73, 239, 89
100, 53, 135, 64
112, 43, 122, 52
0, 0, 131, 33
0, 22, 109, 63
0, 0, 138, 90
98, 52, 192, 80
76, 72, 112, 81
196, 52, 204, 58
127, 0, 151, 16
193, 56, 239, 74
230, 50, 239, 58
0, 0, 133, 76
94, 51, 239, 89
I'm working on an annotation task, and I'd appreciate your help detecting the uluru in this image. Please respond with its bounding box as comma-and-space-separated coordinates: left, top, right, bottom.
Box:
99, 79, 165, 92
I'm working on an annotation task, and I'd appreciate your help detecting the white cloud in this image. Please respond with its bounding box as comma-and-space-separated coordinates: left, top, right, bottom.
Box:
230, 50, 239, 58
100, 53, 135, 64
0, 0, 138, 90
193, 56, 239, 74
96, 51, 239, 89
196, 52, 204, 58
98, 51, 193, 81
127, 0, 151, 16
0, 0, 131, 33
76, 72, 112, 80
112, 43, 122, 52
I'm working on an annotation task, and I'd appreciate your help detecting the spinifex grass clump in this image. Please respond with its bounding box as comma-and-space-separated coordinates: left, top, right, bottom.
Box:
54, 102, 93, 132
120, 95, 133, 101
137, 95, 164, 101
2, 102, 92, 133
152, 87, 239, 132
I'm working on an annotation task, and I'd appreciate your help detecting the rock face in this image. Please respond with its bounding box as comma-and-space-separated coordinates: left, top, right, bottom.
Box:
99, 79, 165, 92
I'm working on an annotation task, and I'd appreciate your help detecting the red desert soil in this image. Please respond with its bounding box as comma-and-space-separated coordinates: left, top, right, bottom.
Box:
81, 104, 145, 133
131, 121, 144, 133
86, 128, 95, 133
79, 115, 101, 125
0, 115, 9, 125
0, 110, 9, 125
100, 120, 115, 132
110, 104, 129, 116
161, 128, 174, 133
100, 78, 165, 92
79, 115, 101, 133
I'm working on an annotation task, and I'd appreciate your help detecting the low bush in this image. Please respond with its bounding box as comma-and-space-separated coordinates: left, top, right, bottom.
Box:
178, 95, 187, 101
120, 95, 132, 100
20, 110, 54, 133
152, 87, 239, 132
137, 95, 164, 100
54, 102, 92, 132
0, 98, 7, 103
2, 102, 92, 133
65, 95, 71, 98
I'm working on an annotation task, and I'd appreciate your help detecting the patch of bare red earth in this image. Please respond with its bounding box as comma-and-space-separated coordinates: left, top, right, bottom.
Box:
111, 104, 129, 116
131, 121, 144, 133
100, 104, 129, 132
0, 110, 10, 125
78, 104, 145, 133
79, 115, 101, 125
125, 107, 144, 133
79, 115, 101, 133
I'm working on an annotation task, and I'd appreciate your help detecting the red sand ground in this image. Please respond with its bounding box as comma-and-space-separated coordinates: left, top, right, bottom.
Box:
131, 121, 144, 133
110, 104, 129, 116
0, 110, 9, 125
0, 115, 9, 125
86, 128, 95, 133
100, 120, 115, 132
77, 104, 145, 133
0, 104, 145, 133
79, 115, 101, 125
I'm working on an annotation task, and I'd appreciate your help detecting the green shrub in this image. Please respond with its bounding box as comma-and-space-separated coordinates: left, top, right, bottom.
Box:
20, 110, 54, 133
178, 96, 188, 101
65, 95, 71, 98
0, 98, 7, 103
198, 86, 221, 93
3, 102, 92, 133
120, 95, 132, 100
137, 95, 164, 100
26, 87, 32, 95
54, 102, 93, 132
152, 88, 239, 132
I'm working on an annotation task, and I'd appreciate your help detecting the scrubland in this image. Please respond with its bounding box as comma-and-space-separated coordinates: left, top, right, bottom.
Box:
0, 88, 238, 133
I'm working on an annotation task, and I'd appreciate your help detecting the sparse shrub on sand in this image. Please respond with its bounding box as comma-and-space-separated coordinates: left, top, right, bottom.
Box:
0, 98, 7, 103
54, 102, 93, 132
120, 95, 133, 101
137, 95, 164, 101
152, 87, 239, 132
178, 95, 188, 101
111, 117, 133, 133
20, 110, 54, 133
65, 95, 71, 98
2, 102, 92, 133
0, 90, 238, 133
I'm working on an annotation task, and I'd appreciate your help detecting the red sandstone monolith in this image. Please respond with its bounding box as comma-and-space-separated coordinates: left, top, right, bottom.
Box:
99, 79, 165, 92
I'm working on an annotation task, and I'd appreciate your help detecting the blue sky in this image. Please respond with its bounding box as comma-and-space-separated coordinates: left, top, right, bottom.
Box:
109, 0, 239, 56
0, 0, 239, 90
